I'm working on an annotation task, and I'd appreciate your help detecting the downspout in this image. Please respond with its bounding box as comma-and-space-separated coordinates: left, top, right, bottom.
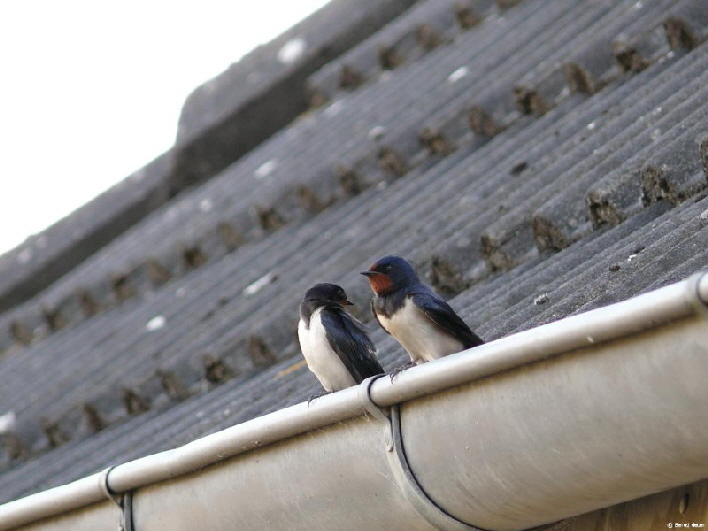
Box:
0, 273, 706, 530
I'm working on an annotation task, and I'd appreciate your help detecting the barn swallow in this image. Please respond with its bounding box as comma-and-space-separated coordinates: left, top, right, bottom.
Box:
298, 283, 384, 392
361, 256, 483, 365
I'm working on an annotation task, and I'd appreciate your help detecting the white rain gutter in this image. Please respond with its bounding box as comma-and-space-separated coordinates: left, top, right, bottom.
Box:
1, 273, 707, 530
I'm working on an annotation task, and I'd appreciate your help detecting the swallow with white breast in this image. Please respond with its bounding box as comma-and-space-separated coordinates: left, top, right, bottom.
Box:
361, 256, 483, 366
298, 283, 384, 392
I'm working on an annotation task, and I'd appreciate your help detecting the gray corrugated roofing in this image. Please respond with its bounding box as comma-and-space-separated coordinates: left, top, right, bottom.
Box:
1, 0, 707, 513
0, 0, 416, 319
0, 153, 171, 316
0, 0, 647, 351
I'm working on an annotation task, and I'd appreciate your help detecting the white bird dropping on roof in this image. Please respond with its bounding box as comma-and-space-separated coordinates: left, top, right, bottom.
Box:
0, 411, 17, 434
324, 100, 344, 117
533, 293, 550, 305
368, 125, 386, 140
278, 38, 306, 64
244, 272, 276, 295
254, 159, 278, 179
447, 66, 469, 83
146, 315, 166, 332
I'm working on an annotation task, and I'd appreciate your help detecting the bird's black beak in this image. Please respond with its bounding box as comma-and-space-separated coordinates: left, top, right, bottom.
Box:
360, 270, 376, 277
343, 300, 354, 306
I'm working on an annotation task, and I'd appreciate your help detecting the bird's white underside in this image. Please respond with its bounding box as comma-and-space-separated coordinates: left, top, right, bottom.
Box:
378, 298, 463, 363
298, 308, 356, 392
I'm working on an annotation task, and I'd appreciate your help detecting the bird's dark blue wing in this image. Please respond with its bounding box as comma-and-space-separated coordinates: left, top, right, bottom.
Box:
321, 306, 384, 383
410, 289, 484, 349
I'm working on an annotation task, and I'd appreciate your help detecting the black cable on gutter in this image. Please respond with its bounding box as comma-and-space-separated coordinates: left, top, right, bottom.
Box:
362, 376, 485, 531
101, 467, 134, 531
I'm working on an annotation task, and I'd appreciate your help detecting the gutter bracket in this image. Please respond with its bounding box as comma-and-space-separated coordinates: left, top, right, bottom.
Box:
99, 466, 134, 531
360, 376, 486, 531
360, 375, 393, 451
385, 404, 486, 531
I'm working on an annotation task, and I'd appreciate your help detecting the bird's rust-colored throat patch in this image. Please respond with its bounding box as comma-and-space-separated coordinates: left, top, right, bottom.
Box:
367, 272, 394, 295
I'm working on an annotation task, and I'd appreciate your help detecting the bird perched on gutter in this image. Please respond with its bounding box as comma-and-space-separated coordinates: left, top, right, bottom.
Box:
298, 283, 384, 392
361, 255, 483, 367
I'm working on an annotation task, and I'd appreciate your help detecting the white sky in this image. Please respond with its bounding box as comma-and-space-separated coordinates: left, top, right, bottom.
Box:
0, 1, 330, 255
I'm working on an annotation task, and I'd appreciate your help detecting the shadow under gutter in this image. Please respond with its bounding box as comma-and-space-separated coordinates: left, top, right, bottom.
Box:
2, 273, 708, 531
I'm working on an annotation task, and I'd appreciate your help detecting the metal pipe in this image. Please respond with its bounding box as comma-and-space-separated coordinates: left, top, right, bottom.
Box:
17, 501, 118, 531
0, 273, 706, 530
0, 475, 110, 531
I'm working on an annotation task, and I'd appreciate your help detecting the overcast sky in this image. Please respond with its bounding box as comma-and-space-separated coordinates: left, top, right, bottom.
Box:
0, 1, 329, 255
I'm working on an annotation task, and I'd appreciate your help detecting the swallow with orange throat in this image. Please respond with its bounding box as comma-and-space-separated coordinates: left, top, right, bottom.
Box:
361, 256, 483, 367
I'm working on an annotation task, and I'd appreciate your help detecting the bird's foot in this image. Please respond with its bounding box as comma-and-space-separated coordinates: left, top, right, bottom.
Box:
389, 361, 416, 382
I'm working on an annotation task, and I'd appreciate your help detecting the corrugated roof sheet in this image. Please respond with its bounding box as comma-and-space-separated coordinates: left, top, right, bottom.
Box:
0, 0, 416, 318
1, 0, 707, 510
